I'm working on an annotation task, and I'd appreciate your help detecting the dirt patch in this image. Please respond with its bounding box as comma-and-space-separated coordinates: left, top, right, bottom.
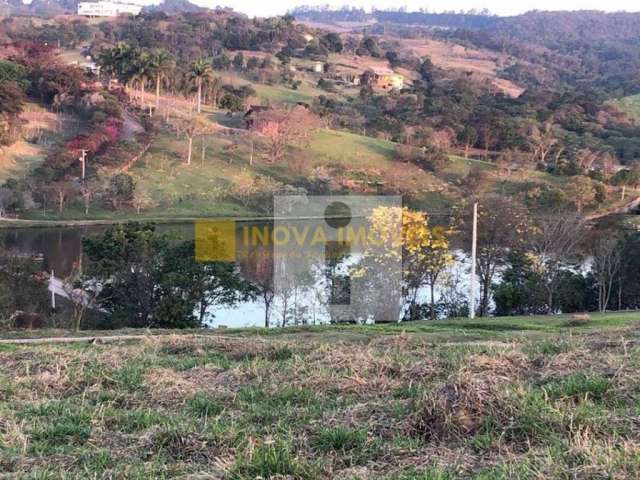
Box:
140, 427, 222, 463
397, 37, 525, 97
412, 374, 503, 440
143, 364, 248, 406
462, 351, 529, 380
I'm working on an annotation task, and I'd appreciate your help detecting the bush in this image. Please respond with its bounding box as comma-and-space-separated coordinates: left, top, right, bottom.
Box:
317, 78, 336, 93
395, 144, 449, 173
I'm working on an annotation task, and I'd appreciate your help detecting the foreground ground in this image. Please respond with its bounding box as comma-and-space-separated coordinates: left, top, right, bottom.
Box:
1, 313, 640, 478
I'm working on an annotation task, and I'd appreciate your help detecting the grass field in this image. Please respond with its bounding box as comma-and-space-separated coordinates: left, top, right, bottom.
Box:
15, 112, 632, 221
1, 312, 640, 478
0, 140, 46, 183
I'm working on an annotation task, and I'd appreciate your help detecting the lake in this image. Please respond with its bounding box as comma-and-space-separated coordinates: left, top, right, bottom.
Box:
0, 218, 471, 328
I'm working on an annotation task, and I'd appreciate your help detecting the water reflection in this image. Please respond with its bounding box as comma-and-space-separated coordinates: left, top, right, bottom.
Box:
0, 217, 465, 328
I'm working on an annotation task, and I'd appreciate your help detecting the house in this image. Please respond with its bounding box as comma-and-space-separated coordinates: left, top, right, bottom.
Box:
360, 67, 404, 90
77, 1, 142, 17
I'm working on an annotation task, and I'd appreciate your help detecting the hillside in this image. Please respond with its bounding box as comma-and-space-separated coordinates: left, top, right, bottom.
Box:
1, 313, 640, 477
2, 11, 640, 223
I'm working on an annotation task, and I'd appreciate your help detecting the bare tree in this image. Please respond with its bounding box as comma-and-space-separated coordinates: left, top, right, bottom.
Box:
62, 264, 98, 332
575, 148, 599, 172
169, 115, 213, 165
466, 195, 531, 317
0, 187, 13, 218
591, 237, 622, 312
132, 189, 155, 214
529, 212, 585, 313
528, 121, 559, 165
251, 105, 321, 163
80, 181, 101, 216
48, 181, 77, 214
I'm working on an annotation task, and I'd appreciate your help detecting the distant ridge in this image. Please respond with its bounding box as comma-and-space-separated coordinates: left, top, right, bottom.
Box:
143, 0, 206, 15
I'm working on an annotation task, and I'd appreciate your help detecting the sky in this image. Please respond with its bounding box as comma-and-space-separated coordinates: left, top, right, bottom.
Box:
191, 0, 640, 18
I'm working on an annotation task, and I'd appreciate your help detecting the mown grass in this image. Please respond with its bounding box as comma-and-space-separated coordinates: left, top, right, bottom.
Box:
1, 314, 640, 478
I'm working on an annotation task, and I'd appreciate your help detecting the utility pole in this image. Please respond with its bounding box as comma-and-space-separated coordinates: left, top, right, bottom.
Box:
50, 270, 56, 310
79, 149, 87, 182
469, 202, 478, 319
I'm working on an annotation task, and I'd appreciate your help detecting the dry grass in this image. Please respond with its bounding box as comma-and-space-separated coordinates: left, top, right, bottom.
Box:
1, 324, 640, 478
396, 37, 525, 97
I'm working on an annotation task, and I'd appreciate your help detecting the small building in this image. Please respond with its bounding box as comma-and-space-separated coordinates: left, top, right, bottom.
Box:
313, 62, 324, 73
77, 1, 142, 17
360, 67, 404, 91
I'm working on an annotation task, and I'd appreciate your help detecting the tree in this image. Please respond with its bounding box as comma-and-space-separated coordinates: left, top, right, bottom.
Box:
458, 125, 478, 158
528, 121, 559, 165
80, 181, 101, 216
0, 250, 49, 323
591, 237, 622, 312
252, 105, 321, 163
29, 64, 85, 105
170, 115, 213, 165
529, 212, 585, 314
467, 196, 532, 316
130, 49, 153, 107
188, 59, 214, 114
162, 241, 255, 325
48, 180, 77, 214
107, 172, 136, 210
132, 189, 155, 214
208, 76, 224, 108
566, 175, 597, 212
401, 209, 454, 320
232, 52, 245, 71
219, 93, 244, 112
83, 223, 253, 328
148, 49, 175, 110
238, 246, 274, 328
320, 32, 343, 53
0, 59, 28, 87
0, 82, 25, 145
62, 263, 97, 332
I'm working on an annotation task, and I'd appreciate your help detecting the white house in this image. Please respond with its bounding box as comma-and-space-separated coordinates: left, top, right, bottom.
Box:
77, 1, 142, 17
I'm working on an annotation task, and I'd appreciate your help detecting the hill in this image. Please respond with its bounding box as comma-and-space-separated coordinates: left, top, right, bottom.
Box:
143, 0, 207, 15
1, 312, 640, 477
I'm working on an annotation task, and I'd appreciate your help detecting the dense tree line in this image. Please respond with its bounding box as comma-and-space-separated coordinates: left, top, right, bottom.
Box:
290, 6, 498, 29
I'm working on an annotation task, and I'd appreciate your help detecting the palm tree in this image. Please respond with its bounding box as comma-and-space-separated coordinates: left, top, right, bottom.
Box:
148, 49, 175, 110
98, 48, 118, 89
98, 42, 131, 89
188, 59, 214, 114
130, 49, 153, 107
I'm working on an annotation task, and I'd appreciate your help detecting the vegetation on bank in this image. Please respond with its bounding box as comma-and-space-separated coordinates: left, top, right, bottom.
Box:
1, 316, 640, 478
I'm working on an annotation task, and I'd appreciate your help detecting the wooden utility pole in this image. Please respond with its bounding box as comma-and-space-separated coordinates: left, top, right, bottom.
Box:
469, 202, 478, 319
79, 149, 87, 181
